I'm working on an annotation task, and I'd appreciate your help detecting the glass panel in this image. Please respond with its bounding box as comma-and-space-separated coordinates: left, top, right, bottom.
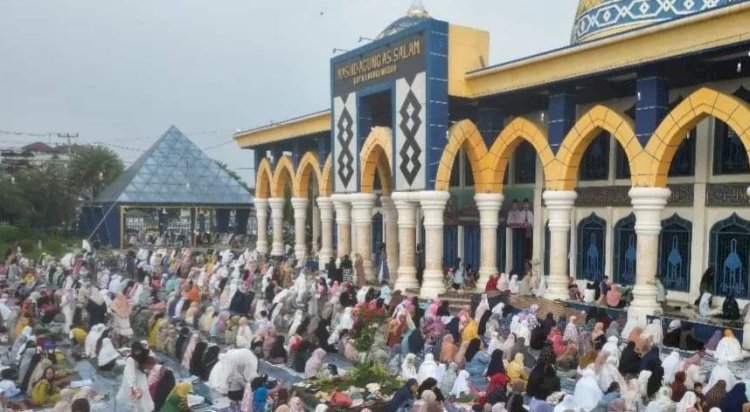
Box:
463, 151, 475, 187
710, 214, 750, 299
659, 214, 692, 292
513, 142, 536, 184
580, 132, 610, 181
615, 142, 631, 179
613, 214, 636, 285
577, 213, 606, 280
713, 120, 750, 175
668, 129, 696, 177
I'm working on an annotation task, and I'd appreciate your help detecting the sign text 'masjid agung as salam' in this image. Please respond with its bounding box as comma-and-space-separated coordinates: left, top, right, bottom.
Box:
333, 35, 424, 96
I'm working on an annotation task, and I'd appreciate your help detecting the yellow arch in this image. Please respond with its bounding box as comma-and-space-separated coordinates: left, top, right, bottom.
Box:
293, 152, 323, 198
554, 105, 642, 190
435, 120, 491, 192
271, 155, 296, 198
255, 158, 273, 199
645, 86, 750, 187
360, 127, 393, 194
320, 155, 333, 197
488, 117, 556, 192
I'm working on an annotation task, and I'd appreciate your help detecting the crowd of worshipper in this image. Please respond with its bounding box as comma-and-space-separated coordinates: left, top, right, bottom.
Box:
2, 243, 750, 412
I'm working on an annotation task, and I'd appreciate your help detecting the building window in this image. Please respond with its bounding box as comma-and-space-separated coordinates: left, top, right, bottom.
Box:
449, 151, 460, 187
463, 150, 475, 187
579, 132, 610, 181
668, 129, 696, 176
577, 213, 606, 280
513, 142, 536, 184
713, 119, 750, 175
659, 214, 692, 292
614, 143, 631, 179
709, 213, 750, 299
613, 214, 636, 285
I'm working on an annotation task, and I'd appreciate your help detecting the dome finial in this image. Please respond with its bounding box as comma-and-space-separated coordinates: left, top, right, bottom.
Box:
406, 0, 429, 18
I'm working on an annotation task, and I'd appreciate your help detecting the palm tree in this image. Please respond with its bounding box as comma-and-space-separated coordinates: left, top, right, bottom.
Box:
67, 145, 124, 200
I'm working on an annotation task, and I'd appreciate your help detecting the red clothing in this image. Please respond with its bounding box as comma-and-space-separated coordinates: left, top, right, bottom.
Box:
485, 277, 499, 292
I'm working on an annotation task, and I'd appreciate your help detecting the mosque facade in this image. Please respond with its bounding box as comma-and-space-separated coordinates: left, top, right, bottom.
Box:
234, 0, 750, 325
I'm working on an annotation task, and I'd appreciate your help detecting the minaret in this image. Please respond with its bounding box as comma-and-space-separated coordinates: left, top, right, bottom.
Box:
406, 0, 430, 18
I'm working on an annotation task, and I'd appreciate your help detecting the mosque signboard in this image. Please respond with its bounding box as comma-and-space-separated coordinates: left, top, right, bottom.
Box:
330, 19, 449, 194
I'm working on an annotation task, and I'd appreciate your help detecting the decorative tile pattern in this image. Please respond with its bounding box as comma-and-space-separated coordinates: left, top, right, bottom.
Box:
571, 0, 749, 44
395, 72, 427, 190
333, 93, 358, 193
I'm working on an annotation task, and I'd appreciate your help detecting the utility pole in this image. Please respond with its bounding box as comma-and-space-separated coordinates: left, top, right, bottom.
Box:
57, 133, 79, 156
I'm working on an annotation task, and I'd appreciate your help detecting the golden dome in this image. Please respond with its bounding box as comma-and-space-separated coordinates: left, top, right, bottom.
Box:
571, 0, 747, 45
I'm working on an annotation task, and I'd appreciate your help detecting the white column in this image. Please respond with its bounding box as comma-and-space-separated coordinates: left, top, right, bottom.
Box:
393, 193, 418, 291
543, 190, 577, 300
475, 193, 504, 290
381, 195, 399, 281
331, 194, 351, 257
254, 198, 269, 255
291, 197, 309, 260
311, 201, 321, 254
351, 193, 377, 283
317, 197, 334, 269
628, 187, 671, 326
268, 197, 286, 257
420, 191, 450, 298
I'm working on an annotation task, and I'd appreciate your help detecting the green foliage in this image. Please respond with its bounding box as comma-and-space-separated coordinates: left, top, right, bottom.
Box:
16, 165, 78, 230
0, 224, 76, 260
314, 362, 403, 396
68, 145, 125, 200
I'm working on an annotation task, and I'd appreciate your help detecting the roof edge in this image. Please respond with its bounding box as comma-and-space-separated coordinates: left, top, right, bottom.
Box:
234, 109, 331, 148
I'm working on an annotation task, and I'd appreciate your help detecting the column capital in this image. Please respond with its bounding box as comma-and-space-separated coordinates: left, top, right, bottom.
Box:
290, 197, 309, 207
254, 198, 269, 207
420, 191, 449, 228
394, 199, 418, 227
349, 192, 377, 208
267, 197, 286, 208
316, 196, 333, 208
542, 190, 578, 208
629, 187, 671, 209
745, 185, 750, 202
474, 193, 504, 209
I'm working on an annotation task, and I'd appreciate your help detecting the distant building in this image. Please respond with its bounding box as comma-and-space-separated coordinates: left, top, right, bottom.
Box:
0, 142, 77, 173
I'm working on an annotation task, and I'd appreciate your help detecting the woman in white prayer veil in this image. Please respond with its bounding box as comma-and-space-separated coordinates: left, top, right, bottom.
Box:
417, 354, 439, 384
601, 336, 621, 364
487, 332, 503, 355
85, 324, 107, 358
699, 292, 714, 318
516, 320, 531, 344
509, 314, 521, 336
508, 275, 520, 294
704, 358, 736, 393
644, 387, 675, 412
97, 337, 121, 368
563, 316, 579, 344
662, 351, 682, 384
643, 319, 664, 345
500, 333, 516, 361
288, 309, 304, 337
475, 294, 490, 324
714, 329, 744, 362
356, 287, 368, 304
328, 307, 354, 345
598, 354, 626, 393
675, 391, 699, 412
491, 301, 505, 316
400, 353, 417, 381
534, 275, 547, 298
450, 370, 470, 398
498, 273, 510, 291
573, 369, 603, 412
620, 317, 638, 340
553, 394, 577, 412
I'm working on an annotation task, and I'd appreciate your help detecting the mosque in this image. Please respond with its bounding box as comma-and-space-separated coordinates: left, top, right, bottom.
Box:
234, 0, 750, 326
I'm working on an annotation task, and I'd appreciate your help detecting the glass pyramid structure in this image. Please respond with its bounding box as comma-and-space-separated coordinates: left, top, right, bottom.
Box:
95, 126, 253, 206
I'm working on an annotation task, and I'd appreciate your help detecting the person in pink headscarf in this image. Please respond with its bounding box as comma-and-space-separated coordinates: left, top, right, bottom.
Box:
426, 298, 441, 318
549, 328, 566, 357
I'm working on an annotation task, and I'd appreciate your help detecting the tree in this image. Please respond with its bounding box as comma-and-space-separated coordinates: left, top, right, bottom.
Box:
68, 145, 124, 200
17, 165, 77, 230
214, 160, 251, 192
0, 175, 30, 224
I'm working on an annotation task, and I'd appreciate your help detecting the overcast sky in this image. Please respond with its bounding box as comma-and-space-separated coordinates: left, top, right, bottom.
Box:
0, 0, 578, 184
